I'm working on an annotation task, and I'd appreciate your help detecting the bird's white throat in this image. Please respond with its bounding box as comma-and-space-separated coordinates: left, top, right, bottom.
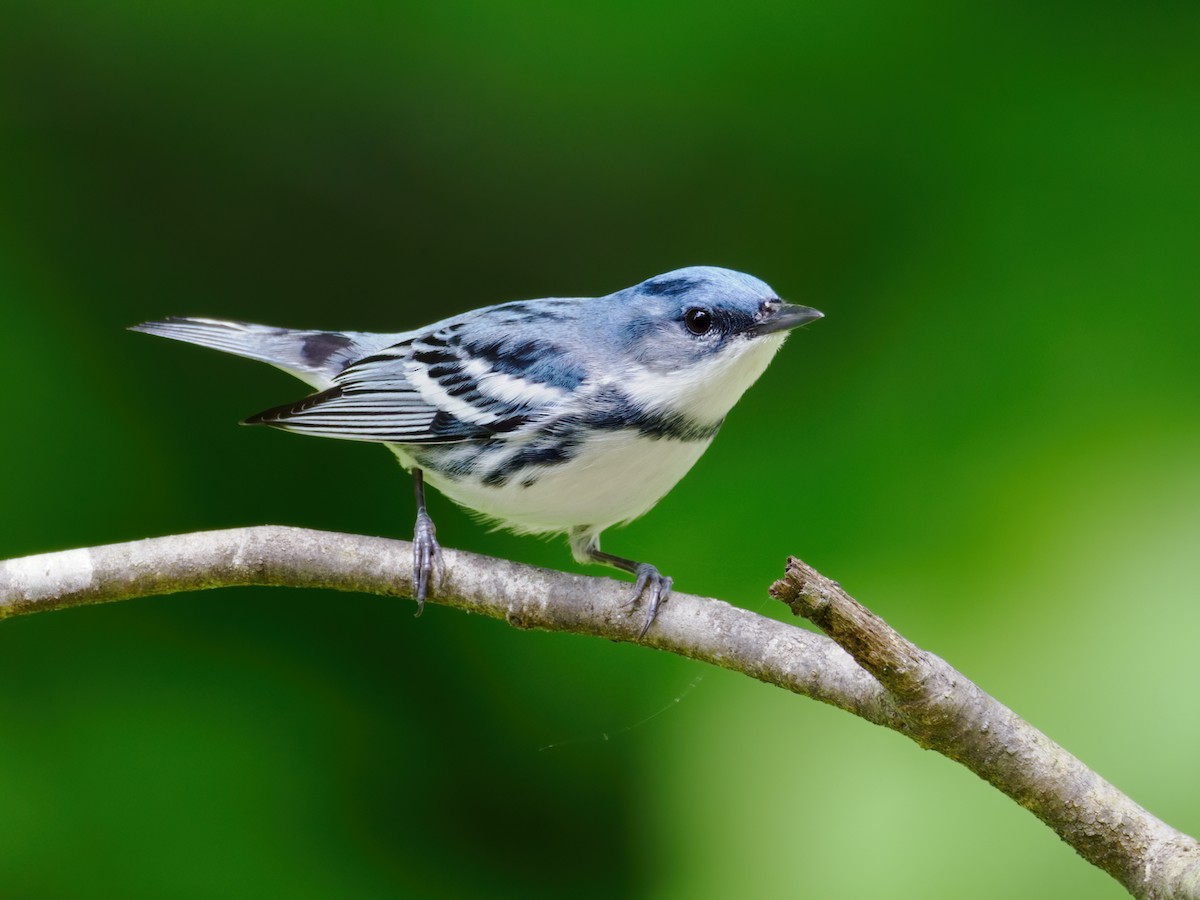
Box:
620, 332, 788, 424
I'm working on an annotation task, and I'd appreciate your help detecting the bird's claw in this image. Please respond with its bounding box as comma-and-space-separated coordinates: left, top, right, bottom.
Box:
412, 509, 444, 616
625, 564, 672, 640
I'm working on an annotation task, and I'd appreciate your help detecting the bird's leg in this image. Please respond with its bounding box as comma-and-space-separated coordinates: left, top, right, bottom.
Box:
411, 468, 444, 616
569, 529, 672, 640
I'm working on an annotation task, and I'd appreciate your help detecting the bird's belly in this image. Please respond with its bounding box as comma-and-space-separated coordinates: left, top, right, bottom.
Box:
391, 431, 714, 535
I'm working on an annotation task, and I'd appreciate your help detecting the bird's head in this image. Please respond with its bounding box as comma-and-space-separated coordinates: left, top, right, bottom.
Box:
604, 266, 823, 421
614, 266, 822, 368
614, 267, 820, 367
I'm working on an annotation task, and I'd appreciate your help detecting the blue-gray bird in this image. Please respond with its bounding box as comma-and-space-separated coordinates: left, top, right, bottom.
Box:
133, 266, 822, 636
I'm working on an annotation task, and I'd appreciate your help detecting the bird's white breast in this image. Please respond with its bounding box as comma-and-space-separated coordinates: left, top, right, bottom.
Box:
391, 430, 714, 535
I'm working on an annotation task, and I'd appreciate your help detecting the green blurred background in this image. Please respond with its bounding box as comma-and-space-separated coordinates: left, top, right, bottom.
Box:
2, 1, 1198, 897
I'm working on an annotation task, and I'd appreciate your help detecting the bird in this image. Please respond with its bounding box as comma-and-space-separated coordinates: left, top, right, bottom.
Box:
132, 266, 822, 637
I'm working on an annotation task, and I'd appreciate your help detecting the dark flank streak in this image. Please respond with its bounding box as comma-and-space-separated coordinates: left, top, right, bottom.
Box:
470, 385, 720, 488
481, 438, 581, 487
580, 388, 723, 441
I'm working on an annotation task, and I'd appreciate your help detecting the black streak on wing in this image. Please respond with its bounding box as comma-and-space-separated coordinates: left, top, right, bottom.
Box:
412, 347, 458, 367
461, 337, 587, 390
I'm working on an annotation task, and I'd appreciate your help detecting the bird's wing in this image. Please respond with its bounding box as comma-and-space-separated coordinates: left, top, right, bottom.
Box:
242, 317, 586, 445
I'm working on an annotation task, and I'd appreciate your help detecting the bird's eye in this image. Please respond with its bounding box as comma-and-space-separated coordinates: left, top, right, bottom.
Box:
683, 307, 713, 335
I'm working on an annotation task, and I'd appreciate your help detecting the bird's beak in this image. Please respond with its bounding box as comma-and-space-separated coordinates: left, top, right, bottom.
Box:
744, 302, 824, 337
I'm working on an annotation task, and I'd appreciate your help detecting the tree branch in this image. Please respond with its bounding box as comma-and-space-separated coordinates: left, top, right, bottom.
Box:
770, 558, 1200, 900
1, 527, 1196, 898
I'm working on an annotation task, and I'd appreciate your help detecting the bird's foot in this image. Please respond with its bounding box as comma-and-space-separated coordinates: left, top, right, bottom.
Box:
412, 509, 445, 616
625, 564, 673, 640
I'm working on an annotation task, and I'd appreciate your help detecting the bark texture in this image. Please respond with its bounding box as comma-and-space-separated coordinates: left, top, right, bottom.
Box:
2, 527, 1196, 898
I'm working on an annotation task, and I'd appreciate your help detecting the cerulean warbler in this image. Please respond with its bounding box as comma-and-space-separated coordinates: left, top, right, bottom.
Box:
134, 266, 822, 636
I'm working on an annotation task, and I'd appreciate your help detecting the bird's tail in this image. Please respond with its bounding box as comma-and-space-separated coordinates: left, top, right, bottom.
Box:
130, 317, 380, 389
